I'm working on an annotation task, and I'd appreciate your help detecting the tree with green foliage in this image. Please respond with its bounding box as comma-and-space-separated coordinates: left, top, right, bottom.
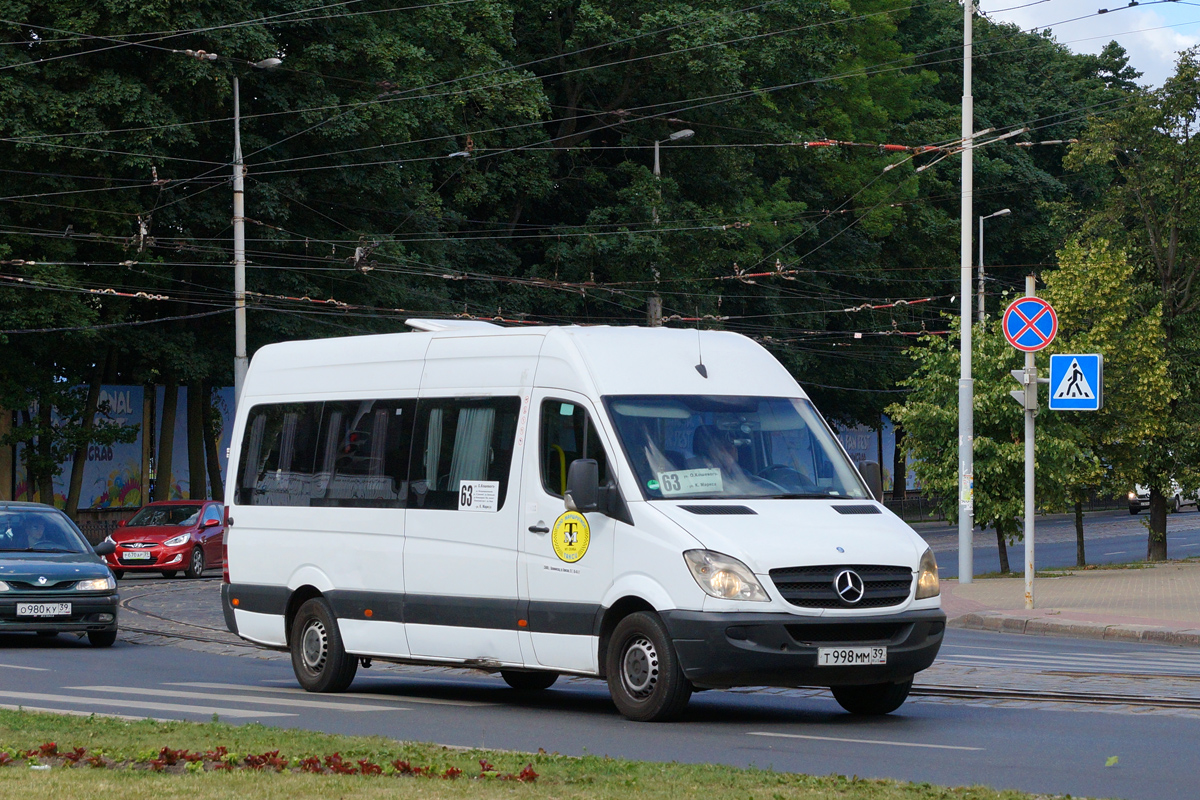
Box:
1064, 47, 1200, 559
888, 316, 1086, 573
1041, 239, 1172, 565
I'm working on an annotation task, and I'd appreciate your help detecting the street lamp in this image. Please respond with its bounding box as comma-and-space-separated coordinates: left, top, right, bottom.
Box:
185, 51, 283, 404
232, 57, 284, 406
649, 129, 693, 326
978, 208, 1011, 324
653, 128, 694, 179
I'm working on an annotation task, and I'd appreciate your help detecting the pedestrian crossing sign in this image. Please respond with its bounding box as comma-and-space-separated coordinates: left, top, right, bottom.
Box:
1048, 354, 1103, 411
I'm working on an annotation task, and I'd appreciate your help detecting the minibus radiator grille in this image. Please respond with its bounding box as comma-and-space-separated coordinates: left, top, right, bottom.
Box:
768, 565, 913, 609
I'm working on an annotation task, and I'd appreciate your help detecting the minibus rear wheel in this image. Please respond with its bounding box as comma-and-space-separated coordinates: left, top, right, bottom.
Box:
290, 598, 358, 693
500, 670, 558, 691
831, 678, 912, 715
605, 611, 692, 722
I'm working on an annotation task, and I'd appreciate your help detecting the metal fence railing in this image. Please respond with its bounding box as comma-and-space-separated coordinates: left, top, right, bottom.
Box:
882, 492, 1129, 524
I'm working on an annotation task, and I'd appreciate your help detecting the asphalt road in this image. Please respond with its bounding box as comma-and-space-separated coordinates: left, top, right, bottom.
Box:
2, 627, 1199, 800
916, 507, 1200, 578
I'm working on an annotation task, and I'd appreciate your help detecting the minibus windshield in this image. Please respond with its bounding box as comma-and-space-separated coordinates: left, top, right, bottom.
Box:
605, 396, 870, 501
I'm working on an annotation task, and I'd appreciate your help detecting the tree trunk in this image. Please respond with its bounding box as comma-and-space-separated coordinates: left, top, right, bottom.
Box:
153, 383, 178, 502
187, 382, 207, 500
891, 426, 906, 502
202, 385, 224, 503
1074, 499, 1086, 567
1147, 486, 1168, 561
65, 361, 105, 518
995, 522, 1011, 574
37, 401, 54, 506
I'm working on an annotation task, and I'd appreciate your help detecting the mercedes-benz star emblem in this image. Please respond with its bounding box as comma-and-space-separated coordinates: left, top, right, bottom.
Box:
833, 569, 865, 604
36, 576, 47, 585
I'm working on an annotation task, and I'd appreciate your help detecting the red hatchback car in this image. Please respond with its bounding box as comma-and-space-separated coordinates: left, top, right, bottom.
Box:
104, 500, 225, 579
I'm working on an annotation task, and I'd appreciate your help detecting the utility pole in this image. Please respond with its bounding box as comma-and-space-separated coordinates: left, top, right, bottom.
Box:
232, 76, 247, 405
958, 0, 975, 583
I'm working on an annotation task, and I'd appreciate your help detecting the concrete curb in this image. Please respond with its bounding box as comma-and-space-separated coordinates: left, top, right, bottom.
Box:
949, 611, 1200, 648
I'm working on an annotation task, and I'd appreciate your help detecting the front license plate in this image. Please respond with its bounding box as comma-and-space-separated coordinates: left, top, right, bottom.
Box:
16, 603, 71, 617
122, 551, 152, 560
817, 646, 887, 666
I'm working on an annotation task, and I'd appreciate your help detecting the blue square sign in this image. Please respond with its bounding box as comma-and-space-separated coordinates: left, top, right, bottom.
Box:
1049, 354, 1103, 411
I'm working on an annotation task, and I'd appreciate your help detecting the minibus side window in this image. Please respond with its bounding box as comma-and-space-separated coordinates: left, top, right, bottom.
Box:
236, 403, 321, 505
539, 400, 610, 497
310, 399, 415, 508
408, 397, 520, 510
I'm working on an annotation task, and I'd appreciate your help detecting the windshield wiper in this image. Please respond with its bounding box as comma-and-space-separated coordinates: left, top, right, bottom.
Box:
12, 547, 76, 553
766, 493, 839, 499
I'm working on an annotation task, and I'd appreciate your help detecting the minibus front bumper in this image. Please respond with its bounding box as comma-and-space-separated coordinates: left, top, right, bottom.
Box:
661, 607, 945, 689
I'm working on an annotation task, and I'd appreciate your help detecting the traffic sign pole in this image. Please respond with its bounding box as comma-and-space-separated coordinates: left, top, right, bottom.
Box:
1023, 278, 1036, 610
1003, 279, 1058, 610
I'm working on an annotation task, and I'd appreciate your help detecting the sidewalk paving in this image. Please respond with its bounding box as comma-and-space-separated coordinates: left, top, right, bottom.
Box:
943, 560, 1200, 647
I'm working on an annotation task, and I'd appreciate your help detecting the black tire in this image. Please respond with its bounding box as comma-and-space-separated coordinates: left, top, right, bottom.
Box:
88, 630, 117, 648
831, 679, 912, 715
290, 598, 357, 693
161, 570, 178, 578
1174, 496, 1182, 513
185, 547, 205, 579
500, 670, 558, 691
605, 611, 692, 722
112, 570, 124, 580
36, 631, 58, 638
1129, 506, 1139, 515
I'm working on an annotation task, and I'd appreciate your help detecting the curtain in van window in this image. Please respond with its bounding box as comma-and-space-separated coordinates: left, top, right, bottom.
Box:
241, 414, 267, 492
424, 408, 443, 489
448, 406, 495, 489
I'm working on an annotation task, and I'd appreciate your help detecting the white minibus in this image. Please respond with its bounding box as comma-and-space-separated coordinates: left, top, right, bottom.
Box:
221, 321, 944, 721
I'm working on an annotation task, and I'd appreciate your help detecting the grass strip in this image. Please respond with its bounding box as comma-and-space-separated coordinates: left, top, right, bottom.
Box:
0, 708, 1065, 799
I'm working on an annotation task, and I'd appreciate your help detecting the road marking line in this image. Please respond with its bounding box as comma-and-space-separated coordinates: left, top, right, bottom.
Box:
0, 663, 48, 672
747, 732, 983, 751
170, 681, 492, 708
67, 686, 410, 713
0, 703, 165, 722
0, 691, 294, 719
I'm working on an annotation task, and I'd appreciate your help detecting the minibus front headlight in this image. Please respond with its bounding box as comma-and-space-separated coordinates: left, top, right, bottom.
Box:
915, 548, 940, 600
683, 550, 769, 602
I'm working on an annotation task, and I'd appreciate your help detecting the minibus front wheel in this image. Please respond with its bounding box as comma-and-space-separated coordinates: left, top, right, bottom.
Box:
831, 678, 912, 715
606, 611, 692, 722
290, 597, 358, 693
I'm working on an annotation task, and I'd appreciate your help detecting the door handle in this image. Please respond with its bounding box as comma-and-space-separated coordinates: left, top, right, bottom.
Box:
528, 525, 550, 534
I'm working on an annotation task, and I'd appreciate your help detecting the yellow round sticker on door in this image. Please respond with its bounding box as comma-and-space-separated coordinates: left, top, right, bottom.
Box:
551, 511, 591, 563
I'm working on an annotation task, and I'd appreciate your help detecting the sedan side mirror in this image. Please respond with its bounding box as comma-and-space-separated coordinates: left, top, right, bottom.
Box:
117, 519, 127, 528
93, 541, 116, 557
202, 518, 220, 528
565, 459, 600, 513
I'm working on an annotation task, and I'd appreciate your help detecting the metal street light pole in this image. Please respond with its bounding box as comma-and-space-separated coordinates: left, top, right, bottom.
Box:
958, 0, 976, 584
649, 129, 693, 327
978, 208, 1011, 324
230, 57, 283, 407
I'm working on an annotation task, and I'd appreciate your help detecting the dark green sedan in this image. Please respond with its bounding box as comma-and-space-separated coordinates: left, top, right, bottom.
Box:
0, 502, 119, 647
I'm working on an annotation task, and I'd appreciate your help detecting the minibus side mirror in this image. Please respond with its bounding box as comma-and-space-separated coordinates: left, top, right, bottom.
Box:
857, 460, 883, 502
565, 459, 600, 513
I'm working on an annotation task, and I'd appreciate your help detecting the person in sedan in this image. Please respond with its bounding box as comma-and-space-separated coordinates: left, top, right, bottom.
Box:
22, 515, 69, 550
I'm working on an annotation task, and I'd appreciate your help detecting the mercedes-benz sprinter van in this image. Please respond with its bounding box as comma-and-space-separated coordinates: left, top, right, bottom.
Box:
221, 321, 944, 721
